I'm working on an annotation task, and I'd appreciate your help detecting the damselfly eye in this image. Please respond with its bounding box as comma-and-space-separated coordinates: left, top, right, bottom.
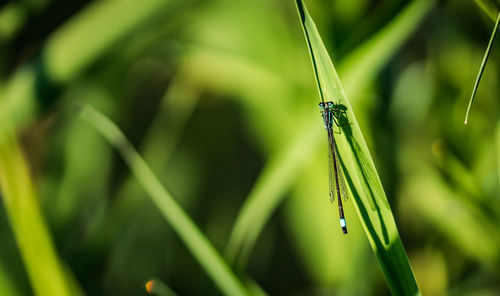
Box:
327, 102, 334, 107
319, 102, 325, 108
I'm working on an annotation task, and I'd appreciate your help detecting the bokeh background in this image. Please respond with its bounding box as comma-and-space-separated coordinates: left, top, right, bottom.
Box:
1, 0, 500, 295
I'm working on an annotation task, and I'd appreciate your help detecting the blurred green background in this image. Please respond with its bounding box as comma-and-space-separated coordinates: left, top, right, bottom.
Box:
1, 0, 500, 295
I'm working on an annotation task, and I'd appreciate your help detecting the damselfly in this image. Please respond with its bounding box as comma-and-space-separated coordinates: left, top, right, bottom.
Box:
319, 101, 349, 234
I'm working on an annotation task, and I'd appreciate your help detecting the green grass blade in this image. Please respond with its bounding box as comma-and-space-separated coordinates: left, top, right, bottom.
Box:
0, 116, 82, 296
99, 80, 199, 241
474, 0, 499, 22
226, 0, 432, 271
79, 105, 249, 296
464, 9, 500, 125
294, 0, 420, 294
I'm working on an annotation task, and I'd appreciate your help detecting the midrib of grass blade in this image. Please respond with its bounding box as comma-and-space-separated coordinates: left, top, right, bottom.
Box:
226, 0, 433, 273
464, 9, 500, 125
79, 105, 249, 296
0, 116, 82, 296
294, 1, 419, 294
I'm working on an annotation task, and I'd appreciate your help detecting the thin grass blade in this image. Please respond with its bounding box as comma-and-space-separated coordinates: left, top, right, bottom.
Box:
79, 105, 249, 296
464, 10, 500, 125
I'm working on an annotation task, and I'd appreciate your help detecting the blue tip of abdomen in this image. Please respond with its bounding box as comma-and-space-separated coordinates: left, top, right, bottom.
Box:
340, 218, 348, 234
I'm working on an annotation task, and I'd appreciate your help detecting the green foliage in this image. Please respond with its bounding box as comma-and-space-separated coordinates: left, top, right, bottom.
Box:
0, 0, 175, 130
1, 0, 500, 295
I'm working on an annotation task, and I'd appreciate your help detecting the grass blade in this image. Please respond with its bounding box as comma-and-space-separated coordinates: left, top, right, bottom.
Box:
99, 79, 199, 241
226, 117, 321, 267
295, 0, 420, 294
474, 0, 499, 22
226, 0, 432, 272
0, 116, 82, 296
79, 105, 249, 296
464, 9, 500, 125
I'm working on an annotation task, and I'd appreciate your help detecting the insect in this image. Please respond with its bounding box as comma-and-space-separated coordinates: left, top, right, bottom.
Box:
319, 101, 349, 234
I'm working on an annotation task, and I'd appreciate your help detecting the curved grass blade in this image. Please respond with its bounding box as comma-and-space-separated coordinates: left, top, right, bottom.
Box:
295, 0, 420, 294
464, 9, 500, 125
226, 0, 433, 270
79, 105, 249, 296
0, 115, 82, 296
